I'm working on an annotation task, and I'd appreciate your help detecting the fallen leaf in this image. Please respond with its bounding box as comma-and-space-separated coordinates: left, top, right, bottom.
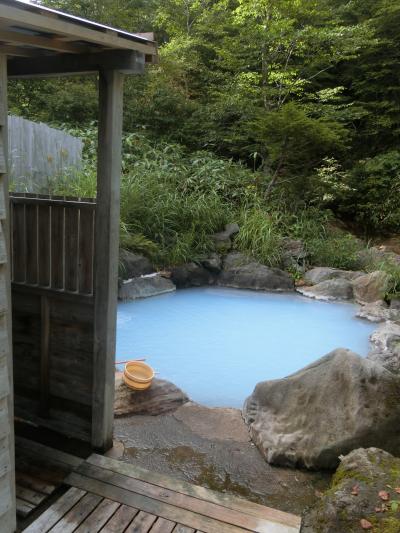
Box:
379, 490, 390, 501
391, 501, 399, 512
395, 487, 400, 494
360, 518, 373, 530
374, 507, 381, 513
315, 490, 323, 498
351, 484, 360, 496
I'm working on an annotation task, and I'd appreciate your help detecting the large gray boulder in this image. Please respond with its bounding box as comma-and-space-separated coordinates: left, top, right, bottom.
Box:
119, 273, 176, 300
170, 262, 215, 288
243, 348, 400, 470
218, 252, 294, 292
297, 278, 354, 301
352, 271, 389, 303
303, 448, 400, 533
304, 267, 364, 285
119, 249, 154, 279
114, 373, 188, 416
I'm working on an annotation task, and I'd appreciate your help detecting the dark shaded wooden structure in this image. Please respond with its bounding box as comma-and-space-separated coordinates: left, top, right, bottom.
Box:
0, 1, 157, 529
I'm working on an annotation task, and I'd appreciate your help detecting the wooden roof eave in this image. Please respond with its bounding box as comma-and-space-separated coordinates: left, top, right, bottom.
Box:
0, 0, 158, 76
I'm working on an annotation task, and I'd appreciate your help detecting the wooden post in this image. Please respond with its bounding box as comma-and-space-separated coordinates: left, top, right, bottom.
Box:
0, 53, 17, 532
92, 69, 124, 451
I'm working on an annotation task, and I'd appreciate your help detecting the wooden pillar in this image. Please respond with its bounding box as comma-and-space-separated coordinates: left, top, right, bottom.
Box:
92, 69, 124, 451
0, 53, 16, 532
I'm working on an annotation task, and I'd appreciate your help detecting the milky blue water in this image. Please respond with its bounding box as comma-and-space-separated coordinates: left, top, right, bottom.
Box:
116, 287, 375, 408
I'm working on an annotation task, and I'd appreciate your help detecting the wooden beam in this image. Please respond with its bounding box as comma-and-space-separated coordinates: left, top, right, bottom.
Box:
7, 49, 145, 78
92, 69, 124, 451
0, 45, 39, 58
0, 3, 156, 57
0, 52, 16, 533
0, 28, 91, 54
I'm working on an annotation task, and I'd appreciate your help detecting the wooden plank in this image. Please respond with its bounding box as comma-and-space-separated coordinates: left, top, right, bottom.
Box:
75, 499, 120, 533
16, 496, 35, 517
64, 207, 79, 292
8, 49, 145, 78
16, 484, 47, 506
10, 196, 96, 208
15, 471, 56, 496
78, 209, 94, 295
0, 28, 91, 54
0, 355, 9, 400
25, 202, 38, 284
173, 526, 195, 533
49, 492, 103, 533
15, 436, 84, 470
66, 472, 249, 533
23, 487, 87, 533
125, 511, 157, 533
38, 203, 51, 286
100, 504, 138, 532
0, 52, 16, 533
0, 180, 5, 219
50, 204, 65, 290
0, 436, 11, 478
0, 223, 6, 264
151, 517, 176, 533
40, 295, 50, 415
76, 462, 273, 533
0, 4, 156, 56
92, 69, 124, 451
0, 131, 5, 173
87, 455, 300, 530
11, 202, 25, 281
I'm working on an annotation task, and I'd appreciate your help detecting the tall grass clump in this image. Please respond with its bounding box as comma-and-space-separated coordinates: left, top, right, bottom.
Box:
235, 208, 283, 267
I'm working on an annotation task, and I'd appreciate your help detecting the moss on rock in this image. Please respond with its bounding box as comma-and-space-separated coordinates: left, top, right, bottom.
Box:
302, 448, 400, 533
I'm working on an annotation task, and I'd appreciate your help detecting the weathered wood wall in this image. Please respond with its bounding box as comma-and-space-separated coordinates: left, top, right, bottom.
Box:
10, 193, 96, 444
8, 116, 83, 192
0, 54, 16, 533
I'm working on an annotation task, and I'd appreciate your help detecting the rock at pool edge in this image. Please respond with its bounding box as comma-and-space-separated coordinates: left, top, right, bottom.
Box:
243, 348, 400, 470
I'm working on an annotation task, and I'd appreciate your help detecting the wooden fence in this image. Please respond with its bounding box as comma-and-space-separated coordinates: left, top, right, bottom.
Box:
8, 116, 83, 192
10, 193, 97, 442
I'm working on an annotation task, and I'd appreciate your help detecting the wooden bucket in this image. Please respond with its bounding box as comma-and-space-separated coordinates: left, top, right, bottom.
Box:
123, 361, 155, 391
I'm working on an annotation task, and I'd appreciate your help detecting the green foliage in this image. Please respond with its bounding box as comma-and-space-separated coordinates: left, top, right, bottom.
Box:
340, 151, 400, 236
235, 209, 283, 267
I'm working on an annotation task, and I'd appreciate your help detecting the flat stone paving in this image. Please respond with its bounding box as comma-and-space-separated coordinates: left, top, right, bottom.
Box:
113, 403, 331, 516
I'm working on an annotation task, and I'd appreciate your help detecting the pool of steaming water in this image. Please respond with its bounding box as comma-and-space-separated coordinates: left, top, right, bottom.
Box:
116, 287, 375, 408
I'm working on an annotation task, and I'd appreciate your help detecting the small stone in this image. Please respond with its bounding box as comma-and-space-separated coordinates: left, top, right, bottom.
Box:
360, 518, 373, 529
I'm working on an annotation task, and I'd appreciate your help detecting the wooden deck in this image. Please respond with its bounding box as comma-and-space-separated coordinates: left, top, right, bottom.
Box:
15, 436, 85, 520
23, 454, 301, 533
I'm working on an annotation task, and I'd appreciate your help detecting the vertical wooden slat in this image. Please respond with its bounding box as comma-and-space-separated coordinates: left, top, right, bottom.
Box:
25, 199, 38, 285
40, 295, 50, 416
65, 206, 79, 292
12, 203, 25, 283
51, 202, 64, 290
92, 69, 124, 451
38, 203, 51, 287
78, 208, 94, 295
